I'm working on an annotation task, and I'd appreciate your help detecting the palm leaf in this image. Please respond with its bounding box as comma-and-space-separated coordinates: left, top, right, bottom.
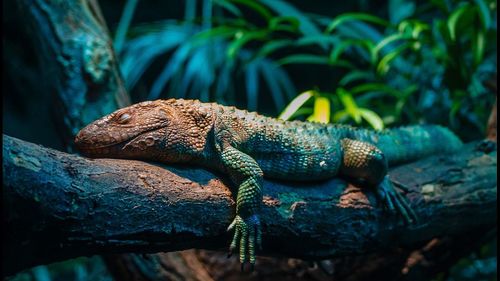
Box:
148, 43, 194, 99
259, 0, 322, 35
120, 23, 193, 90
326, 13, 389, 33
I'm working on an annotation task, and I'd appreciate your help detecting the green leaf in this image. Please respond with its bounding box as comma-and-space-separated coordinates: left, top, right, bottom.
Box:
339, 71, 374, 86
447, 4, 472, 41
333, 110, 350, 123
329, 39, 376, 65
472, 29, 485, 67
260, 0, 322, 36
430, 0, 449, 13
277, 54, 330, 65
269, 16, 300, 33
326, 13, 390, 33
359, 108, 384, 130
398, 20, 430, 39
474, 0, 491, 30
278, 54, 353, 68
295, 34, 339, 47
395, 99, 406, 117
256, 39, 294, 58
388, 0, 416, 24
278, 90, 315, 120
337, 20, 385, 42
192, 26, 239, 42
307, 96, 330, 123
373, 33, 407, 58
228, 0, 273, 21
288, 107, 314, 119
350, 83, 406, 98
376, 43, 411, 75
449, 98, 463, 123
337, 88, 361, 123
213, 0, 242, 17
227, 30, 268, 59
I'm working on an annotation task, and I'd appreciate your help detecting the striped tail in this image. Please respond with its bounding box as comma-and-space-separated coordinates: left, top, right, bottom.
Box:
341, 125, 463, 166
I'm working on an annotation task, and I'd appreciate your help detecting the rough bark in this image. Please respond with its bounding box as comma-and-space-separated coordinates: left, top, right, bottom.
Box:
14, 0, 130, 148
484, 74, 497, 142
486, 99, 497, 142
3, 134, 496, 276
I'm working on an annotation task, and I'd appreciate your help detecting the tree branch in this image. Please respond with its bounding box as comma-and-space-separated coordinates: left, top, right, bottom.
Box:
3, 134, 497, 275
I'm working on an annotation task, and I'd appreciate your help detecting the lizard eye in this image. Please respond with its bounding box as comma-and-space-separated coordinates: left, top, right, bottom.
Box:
116, 112, 131, 124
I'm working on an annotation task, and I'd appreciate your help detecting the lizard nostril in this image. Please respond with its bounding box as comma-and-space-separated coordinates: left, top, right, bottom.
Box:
75, 127, 90, 147
74, 132, 82, 145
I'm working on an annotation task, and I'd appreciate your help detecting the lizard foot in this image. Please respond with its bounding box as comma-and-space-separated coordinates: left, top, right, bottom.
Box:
476, 139, 497, 153
376, 176, 418, 225
227, 214, 262, 271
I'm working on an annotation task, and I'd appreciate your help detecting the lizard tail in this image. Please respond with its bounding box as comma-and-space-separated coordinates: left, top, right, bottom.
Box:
343, 125, 463, 165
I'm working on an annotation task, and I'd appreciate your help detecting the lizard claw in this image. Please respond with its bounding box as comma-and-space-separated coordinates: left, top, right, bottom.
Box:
227, 215, 261, 271
476, 139, 496, 153
377, 176, 417, 225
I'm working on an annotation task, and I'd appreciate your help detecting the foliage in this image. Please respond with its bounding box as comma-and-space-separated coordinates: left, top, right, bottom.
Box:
116, 0, 496, 138
117, 0, 302, 111
278, 0, 497, 137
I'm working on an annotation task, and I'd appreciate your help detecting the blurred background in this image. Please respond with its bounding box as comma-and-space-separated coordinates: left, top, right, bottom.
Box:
3, 0, 497, 280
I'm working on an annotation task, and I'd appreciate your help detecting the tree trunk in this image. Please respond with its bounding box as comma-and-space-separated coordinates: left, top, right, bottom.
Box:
15, 0, 130, 149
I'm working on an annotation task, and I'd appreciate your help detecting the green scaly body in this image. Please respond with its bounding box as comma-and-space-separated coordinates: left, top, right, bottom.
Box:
218, 108, 461, 179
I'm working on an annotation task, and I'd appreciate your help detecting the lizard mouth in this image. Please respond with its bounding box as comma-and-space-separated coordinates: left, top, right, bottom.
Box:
75, 136, 132, 157
75, 124, 167, 157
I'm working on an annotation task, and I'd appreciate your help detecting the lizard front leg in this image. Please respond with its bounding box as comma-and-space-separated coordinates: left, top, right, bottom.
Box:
340, 138, 417, 224
220, 145, 263, 270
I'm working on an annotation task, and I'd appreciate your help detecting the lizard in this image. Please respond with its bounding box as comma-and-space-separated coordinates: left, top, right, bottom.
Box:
74, 98, 463, 270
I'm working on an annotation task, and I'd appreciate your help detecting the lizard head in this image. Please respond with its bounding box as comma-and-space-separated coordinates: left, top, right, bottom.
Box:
75, 99, 213, 162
